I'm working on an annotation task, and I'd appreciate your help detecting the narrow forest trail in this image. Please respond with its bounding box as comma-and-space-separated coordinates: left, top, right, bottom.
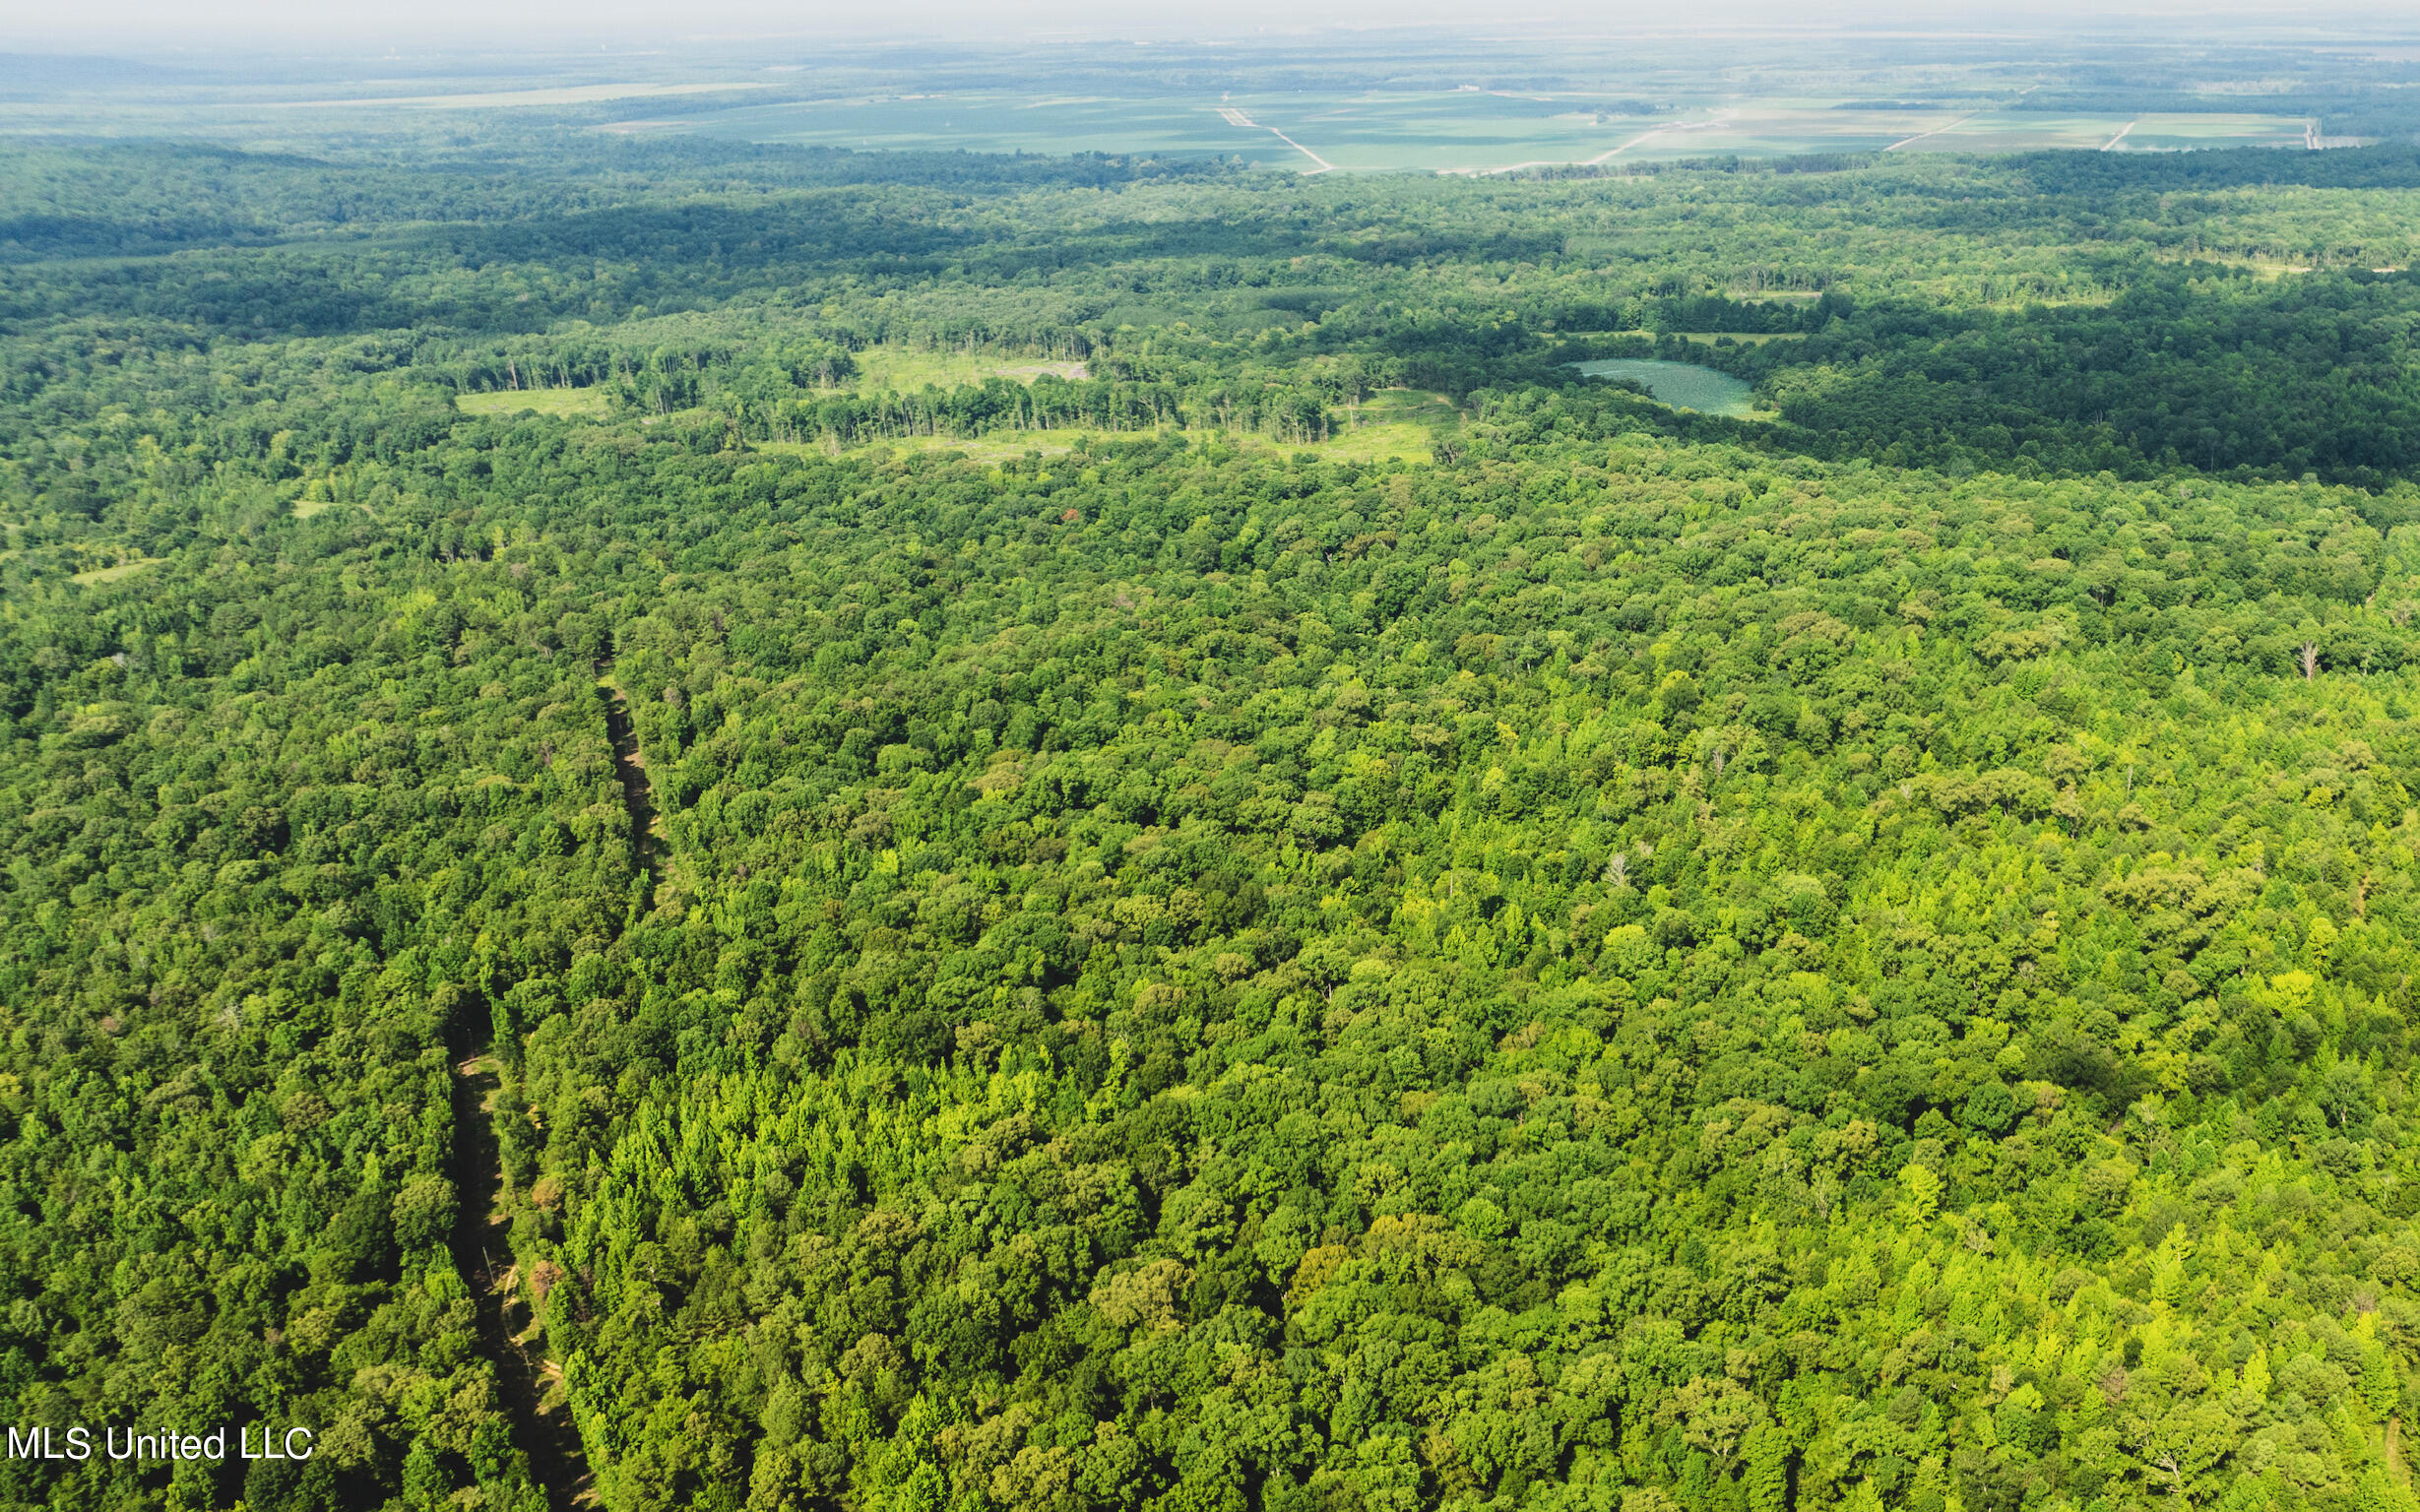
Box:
598, 677, 667, 877
450, 1048, 598, 1511
430, 665, 654, 1508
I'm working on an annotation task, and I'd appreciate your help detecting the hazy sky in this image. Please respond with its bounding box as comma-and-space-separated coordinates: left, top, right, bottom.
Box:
15, 0, 2420, 51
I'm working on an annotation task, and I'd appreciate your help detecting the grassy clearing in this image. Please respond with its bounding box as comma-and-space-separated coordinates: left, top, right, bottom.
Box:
749, 393, 1459, 468
72, 556, 159, 586
1326, 389, 1460, 461
1313, 420, 1446, 464
849, 348, 1089, 394
457, 388, 610, 418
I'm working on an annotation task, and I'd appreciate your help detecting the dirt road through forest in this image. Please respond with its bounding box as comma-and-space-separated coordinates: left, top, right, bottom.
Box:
449, 1049, 595, 1510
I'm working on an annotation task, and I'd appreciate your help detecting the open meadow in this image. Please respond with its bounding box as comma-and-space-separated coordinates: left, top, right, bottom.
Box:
454, 386, 611, 418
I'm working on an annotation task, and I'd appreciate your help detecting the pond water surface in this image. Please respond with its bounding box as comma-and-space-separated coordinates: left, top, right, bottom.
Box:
1568, 358, 1757, 418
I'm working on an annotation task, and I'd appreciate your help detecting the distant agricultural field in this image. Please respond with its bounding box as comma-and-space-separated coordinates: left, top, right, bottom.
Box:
629, 88, 2326, 172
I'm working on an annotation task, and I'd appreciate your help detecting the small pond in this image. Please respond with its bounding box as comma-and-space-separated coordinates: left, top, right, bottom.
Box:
1567, 358, 1757, 418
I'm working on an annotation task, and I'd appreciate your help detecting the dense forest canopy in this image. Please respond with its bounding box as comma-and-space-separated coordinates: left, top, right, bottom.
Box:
12, 114, 2420, 1512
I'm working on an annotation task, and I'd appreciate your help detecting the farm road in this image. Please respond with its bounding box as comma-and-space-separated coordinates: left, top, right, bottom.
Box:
1886, 112, 1980, 151
449, 1048, 595, 1510
1581, 115, 1727, 166
1215, 105, 1334, 171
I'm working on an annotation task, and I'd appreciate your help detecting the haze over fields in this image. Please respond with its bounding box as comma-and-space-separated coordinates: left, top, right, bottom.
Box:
7, 12, 2419, 169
